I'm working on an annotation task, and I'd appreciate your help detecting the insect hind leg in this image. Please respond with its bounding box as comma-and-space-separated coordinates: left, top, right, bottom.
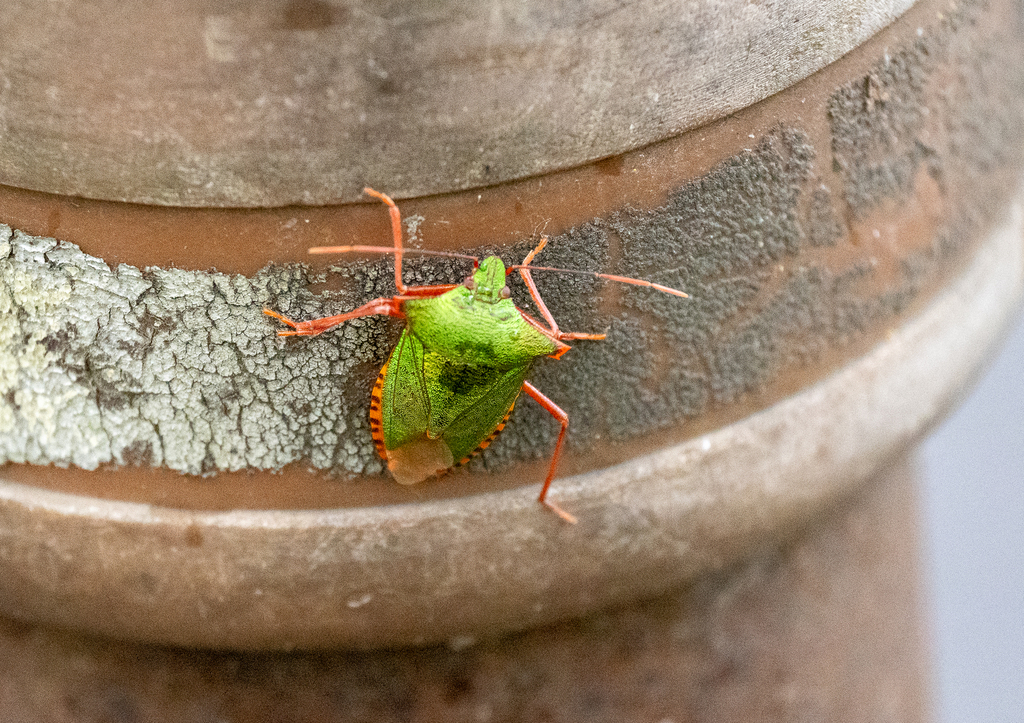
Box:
522, 381, 577, 524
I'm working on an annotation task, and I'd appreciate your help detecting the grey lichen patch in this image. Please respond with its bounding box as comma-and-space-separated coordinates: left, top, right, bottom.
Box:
598, 130, 817, 423
806, 187, 844, 248
0, 229, 389, 475
1, 230, 130, 469
472, 129, 838, 465
829, 52, 932, 215
705, 262, 918, 404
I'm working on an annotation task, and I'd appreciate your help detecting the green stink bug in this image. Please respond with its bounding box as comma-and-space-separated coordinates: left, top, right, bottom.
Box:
265, 188, 688, 523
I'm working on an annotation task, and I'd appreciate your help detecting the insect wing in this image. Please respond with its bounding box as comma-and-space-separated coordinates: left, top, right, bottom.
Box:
380, 330, 530, 473
438, 363, 532, 464
380, 330, 431, 452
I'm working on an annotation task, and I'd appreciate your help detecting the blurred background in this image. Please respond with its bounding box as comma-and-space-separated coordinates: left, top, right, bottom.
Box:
923, 304, 1024, 722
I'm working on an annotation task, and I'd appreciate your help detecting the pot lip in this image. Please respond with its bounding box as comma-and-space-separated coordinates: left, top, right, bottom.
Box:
0, 200, 1020, 650
0, 0, 917, 207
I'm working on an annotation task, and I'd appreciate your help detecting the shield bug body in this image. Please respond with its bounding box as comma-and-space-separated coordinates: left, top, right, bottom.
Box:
265, 188, 687, 523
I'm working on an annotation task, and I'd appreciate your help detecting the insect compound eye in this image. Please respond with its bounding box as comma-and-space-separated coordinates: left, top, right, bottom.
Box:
464, 275, 476, 290
500, 286, 511, 299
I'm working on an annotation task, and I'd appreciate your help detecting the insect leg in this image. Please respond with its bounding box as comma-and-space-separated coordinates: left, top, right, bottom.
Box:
263, 297, 404, 337
517, 237, 562, 336
363, 187, 478, 298
520, 236, 548, 267
399, 284, 461, 298
363, 187, 410, 294
517, 236, 608, 346
522, 381, 577, 524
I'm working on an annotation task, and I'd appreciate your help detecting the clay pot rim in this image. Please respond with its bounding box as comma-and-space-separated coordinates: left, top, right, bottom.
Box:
0, 201, 1019, 650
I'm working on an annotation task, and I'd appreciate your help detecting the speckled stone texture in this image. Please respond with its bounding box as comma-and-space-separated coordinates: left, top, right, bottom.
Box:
0, 457, 927, 722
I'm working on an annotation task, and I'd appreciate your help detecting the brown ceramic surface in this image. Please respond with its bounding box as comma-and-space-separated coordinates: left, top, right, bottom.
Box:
0, 201, 1016, 649
0, 0, 914, 206
0, 456, 928, 721
0, 0, 1020, 649
1, 0, 1022, 509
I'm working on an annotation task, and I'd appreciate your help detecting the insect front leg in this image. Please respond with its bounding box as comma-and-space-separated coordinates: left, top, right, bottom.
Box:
522, 381, 577, 525
517, 238, 562, 336
362, 187, 471, 299
362, 187, 412, 295
517, 237, 607, 346
263, 297, 404, 337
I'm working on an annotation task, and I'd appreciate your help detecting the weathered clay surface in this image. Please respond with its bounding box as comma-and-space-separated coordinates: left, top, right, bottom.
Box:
0, 0, 1019, 653
3, 0, 1023, 486
0, 188, 1015, 649
0, 0, 915, 206
0, 457, 928, 722
0, 126, 949, 475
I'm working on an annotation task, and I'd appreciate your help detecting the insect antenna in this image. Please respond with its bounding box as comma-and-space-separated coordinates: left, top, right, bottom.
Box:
506, 264, 690, 298
308, 245, 481, 267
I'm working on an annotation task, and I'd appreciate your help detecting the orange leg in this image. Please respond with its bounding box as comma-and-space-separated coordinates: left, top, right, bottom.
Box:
522, 381, 577, 524
518, 237, 561, 334
518, 236, 607, 345
263, 297, 404, 337
362, 188, 410, 294
399, 284, 461, 298
267, 189, 464, 335
361, 187, 472, 298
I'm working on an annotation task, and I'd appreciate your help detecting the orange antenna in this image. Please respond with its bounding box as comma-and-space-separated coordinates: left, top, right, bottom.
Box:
506, 264, 689, 298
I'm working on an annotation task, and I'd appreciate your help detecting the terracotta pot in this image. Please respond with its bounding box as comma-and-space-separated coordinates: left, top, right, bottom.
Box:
0, 0, 1022, 717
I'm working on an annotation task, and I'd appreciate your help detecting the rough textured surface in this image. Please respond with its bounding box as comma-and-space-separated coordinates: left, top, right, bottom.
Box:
0, 0, 915, 205
829, 0, 1024, 233
0, 0, 1022, 482
0, 0, 1020, 656
0, 457, 929, 722
0, 227, 385, 475
0, 197, 1015, 650
0, 130, 912, 474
